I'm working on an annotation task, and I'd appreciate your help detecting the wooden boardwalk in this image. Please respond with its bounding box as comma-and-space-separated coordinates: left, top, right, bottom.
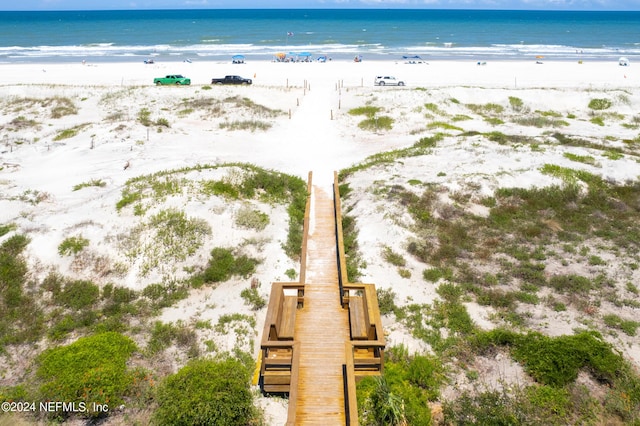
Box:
260, 173, 384, 426
290, 185, 349, 424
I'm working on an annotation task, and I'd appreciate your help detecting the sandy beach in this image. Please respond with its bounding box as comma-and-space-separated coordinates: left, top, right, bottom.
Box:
1, 57, 639, 424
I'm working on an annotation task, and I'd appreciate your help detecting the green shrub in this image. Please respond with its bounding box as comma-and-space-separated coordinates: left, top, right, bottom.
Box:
203, 247, 235, 282
513, 116, 569, 128
398, 268, 411, 278
548, 274, 592, 294
509, 96, 524, 111
603, 314, 640, 336
436, 283, 463, 303
36, 332, 137, 419
485, 117, 504, 126
357, 349, 443, 426
235, 205, 269, 230
467, 102, 504, 115
0, 223, 16, 237
142, 281, 189, 310
154, 357, 259, 426
475, 329, 626, 387
348, 106, 382, 117
588, 98, 612, 111
219, 120, 272, 132
53, 127, 80, 141
215, 313, 256, 334
424, 103, 444, 115
53, 280, 100, 310
49, 96, 78, 118
148, 208, 211, 258
201, 248, 260, 284
240, 287, 266, 310
138, 108, 152, 126
358, 115, 394, 131
223, 96, 282, 118
377, 288, 398, 316
562, 152, 596, 165
427, 121, 463, 131
383, 246, 406, 267
0, 234, 46, 350
73, 179, 106, 191
58, 235, 89, 256
451, 114, 472, 122
423, 267, 452, 282
155, 117, 170, 127
48, 314, 79, 340
202, 180, 240, 199
284, 268, 297, 280
485, 131, 509, 144
604, 150, 624, 160
443, 385, 572, 425
147, 321, 198, 355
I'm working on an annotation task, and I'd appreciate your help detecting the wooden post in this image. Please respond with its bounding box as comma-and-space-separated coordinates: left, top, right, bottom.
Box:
297, 98, 299, 106
331, 109, 333, 120
339, 98, 341, 109
289, 109, 292, 119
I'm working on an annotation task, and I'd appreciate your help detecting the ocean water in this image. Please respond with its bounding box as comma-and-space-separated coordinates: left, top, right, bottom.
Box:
0, 9, 638, 63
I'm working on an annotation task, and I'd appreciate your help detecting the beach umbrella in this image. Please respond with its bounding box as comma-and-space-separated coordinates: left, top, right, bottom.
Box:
232, 54, 245, 63
299, 52, 312, 57
619, 57, 629, 66
274, 52, 286, 61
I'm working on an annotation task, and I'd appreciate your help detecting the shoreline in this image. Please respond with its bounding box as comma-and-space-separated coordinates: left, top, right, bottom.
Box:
0, 51, 632, 65
0, 58, 635, 89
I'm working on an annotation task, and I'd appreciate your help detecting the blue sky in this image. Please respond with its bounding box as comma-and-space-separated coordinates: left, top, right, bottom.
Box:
1, 0, 638, 11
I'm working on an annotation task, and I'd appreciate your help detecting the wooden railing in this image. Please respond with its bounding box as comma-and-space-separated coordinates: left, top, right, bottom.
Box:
298, 171, 313, 285
342, 283, 385, 377
286, 342, 301, 425
260, 283, 304, 393
344, 341, 359, 425
260, 169, 312, 395
333, 171, 350, 298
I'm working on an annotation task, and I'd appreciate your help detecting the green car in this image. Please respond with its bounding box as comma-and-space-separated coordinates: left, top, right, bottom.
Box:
153, 75, 191, 85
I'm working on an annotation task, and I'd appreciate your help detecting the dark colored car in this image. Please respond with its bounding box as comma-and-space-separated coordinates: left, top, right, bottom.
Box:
211, 75, 252, 85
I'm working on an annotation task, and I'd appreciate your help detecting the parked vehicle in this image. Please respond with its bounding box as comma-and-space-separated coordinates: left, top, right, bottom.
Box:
374, 76, 405, 86
153, 75, 191, 85
211, 75, 252, 85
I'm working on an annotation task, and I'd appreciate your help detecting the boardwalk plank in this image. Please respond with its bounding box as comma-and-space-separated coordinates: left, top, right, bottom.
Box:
293, 186, 349, 424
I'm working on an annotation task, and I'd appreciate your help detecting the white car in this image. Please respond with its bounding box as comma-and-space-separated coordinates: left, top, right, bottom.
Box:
374, 76, 405, 86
